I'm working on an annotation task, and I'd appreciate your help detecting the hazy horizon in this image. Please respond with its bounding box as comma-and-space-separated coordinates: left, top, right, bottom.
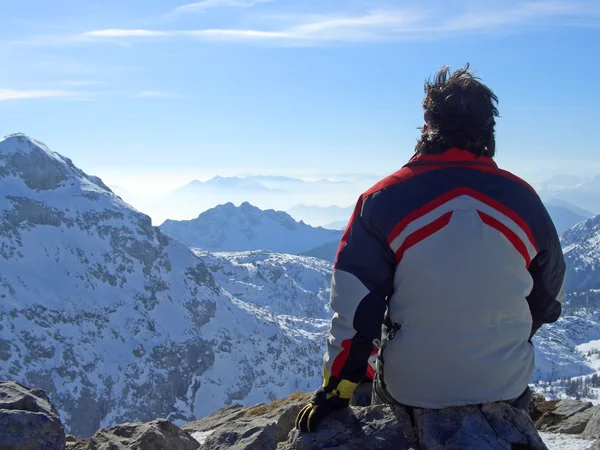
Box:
91, 163, 600, 225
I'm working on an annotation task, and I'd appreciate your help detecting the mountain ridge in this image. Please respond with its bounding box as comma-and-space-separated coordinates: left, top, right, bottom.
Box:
159, 201, 343, 254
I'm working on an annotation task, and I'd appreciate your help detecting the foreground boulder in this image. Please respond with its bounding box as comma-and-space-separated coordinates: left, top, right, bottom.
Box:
536, 399, 598, 434
284, 402, 547, 450
0, 380, 66, 450
584, 408, 600, 440
529, 392, 559, 423
67, 419, 200, 450
183, 392, 311, 449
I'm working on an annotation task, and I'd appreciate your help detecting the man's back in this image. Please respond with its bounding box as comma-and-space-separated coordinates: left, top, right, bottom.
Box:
346, 148, 565, 407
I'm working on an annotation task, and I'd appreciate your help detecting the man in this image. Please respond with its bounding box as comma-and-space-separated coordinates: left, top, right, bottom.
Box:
296, 64, 566, 432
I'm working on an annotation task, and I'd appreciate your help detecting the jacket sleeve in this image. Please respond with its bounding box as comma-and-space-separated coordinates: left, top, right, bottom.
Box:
527, 205, 566, 339
323, 194, 396, 384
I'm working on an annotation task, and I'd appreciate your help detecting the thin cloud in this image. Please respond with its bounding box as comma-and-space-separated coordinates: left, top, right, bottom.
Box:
0, 89, 77, 101
71, 1, 600, 46
137, 90, 179, 98
171, 0, 274, 15
84, 29, 170, 38
188, 29, 295, 39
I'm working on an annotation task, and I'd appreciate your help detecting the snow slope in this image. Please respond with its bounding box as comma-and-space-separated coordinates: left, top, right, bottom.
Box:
195, 250, 333, 319
0, 134, 331, 437
159, 201, 342, 254
530, 214, 600, 383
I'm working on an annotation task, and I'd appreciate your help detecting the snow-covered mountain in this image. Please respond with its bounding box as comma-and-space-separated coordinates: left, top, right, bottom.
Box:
530, 214, 600, 383
159, 202, 343, 254
0, 134, 330, 437
561, 215, 600, 292
194, 250, 333, 320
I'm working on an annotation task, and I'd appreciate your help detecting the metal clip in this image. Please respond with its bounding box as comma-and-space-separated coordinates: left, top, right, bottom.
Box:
387, 323, 400, 341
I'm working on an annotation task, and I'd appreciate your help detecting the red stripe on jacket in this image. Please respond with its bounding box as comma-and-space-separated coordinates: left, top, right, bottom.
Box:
477, 210, 532, 267
395, 211, 454, 263
387, 187, 538, 253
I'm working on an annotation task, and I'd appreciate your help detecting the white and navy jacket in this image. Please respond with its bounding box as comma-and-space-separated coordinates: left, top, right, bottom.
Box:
324, 148, 566, 408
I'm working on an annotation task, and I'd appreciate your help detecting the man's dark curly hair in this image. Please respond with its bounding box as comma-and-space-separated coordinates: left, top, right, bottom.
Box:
415, 64, 499, 157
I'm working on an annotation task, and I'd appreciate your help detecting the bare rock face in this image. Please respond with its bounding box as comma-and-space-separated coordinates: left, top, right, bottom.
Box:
583, 408, 600, 440
183, 392, 311, 449
285, 402, 547, 450
0, 380, 66, 450
179, 391, 547, 450
587, 440, 600, 450
85, 419, 199, 450
536, 399, 598, 435
281, 404, 416, 450
413, 403, 547, 449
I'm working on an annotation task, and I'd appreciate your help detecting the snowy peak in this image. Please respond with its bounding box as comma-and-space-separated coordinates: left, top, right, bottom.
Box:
560, 214, 600, 292
159, 202, 342, 254
0, 133, 113, 194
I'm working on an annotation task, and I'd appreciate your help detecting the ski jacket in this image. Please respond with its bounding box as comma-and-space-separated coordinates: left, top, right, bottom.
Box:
323, 148, 566, 408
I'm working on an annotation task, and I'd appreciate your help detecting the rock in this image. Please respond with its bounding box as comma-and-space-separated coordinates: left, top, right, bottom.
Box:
281, 404, 416, 450
553, 399, 592, 417
413, 403, 547, 449
536, 399, 596, 434
0, 380, 66, 450
284, 401, 547, 450
183, 392, 311, 449
85, 419, 199, 450
583, 408, 600, 440
66, 435, 89, 450
529, 392, 559, 423
587, 440, 600, 450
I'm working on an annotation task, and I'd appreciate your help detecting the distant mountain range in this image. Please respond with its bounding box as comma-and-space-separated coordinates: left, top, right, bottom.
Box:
286, 199, 592, 235
159, 201, 343, 256
146, 175, 380, 224
536, 174, 600, 216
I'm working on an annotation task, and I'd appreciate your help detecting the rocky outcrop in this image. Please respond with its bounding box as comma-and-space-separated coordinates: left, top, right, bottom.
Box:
186, 392, 547, 450
536, 399, 599, 434
182, 392, 311, 449
81, 419, 200, 450
583, 408, 600, 440
284, 402, 547, 450
0, 380, 66, 450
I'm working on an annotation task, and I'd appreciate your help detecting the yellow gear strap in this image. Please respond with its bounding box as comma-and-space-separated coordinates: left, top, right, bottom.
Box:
322, 366, 358, 400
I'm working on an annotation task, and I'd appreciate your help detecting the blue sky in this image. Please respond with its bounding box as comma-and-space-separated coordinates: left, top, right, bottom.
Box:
0, 0, 599, 201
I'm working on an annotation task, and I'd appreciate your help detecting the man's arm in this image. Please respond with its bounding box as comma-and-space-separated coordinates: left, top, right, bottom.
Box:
324, 194, 396, 384
527, 205, 566, 339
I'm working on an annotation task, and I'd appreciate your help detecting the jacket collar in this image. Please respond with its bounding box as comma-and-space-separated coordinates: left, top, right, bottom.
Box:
405, 148, 497, 168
